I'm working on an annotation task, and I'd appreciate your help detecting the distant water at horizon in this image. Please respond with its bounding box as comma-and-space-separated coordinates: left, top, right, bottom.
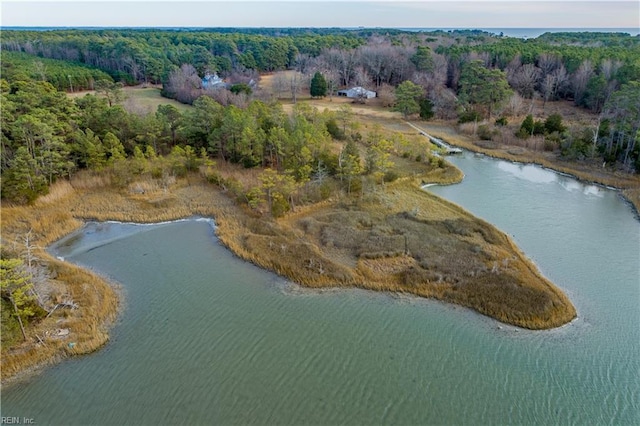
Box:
403, 27, 640, 38
2, 26, 639, 38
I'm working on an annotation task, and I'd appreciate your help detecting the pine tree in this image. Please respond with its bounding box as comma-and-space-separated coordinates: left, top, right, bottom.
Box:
459, 60, 512, 119
0, 258, 37, 341
310, 71, 327, 98
394, 81, 423, 118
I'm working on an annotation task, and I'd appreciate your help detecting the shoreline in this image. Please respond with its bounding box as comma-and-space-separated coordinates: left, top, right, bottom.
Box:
1, 160, 578, 384
463, 148, 640, 218
411, 120, 640, 216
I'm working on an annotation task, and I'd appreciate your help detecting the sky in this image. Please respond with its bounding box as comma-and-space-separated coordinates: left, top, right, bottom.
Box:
2, 0, 639, 29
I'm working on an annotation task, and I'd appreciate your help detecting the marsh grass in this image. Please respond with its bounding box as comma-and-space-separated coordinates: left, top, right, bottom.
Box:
1, 111, 583, 383
284, 181, 576, 330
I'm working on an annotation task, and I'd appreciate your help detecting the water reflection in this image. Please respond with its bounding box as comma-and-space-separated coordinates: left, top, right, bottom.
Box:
558, 179, 603, 197
497, 161, 604, 197
497, 161, 557, 184
50, 218, 215, 259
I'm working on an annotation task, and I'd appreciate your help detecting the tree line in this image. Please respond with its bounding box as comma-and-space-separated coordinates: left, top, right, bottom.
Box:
1, 51, 114, 92
3, 29, 637, 112
2, 28, 638, 181
1, 29, 364, 85
2, 68, 415, 208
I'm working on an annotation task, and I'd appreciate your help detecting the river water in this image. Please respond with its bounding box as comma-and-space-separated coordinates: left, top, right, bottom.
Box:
2, 152, 638, 425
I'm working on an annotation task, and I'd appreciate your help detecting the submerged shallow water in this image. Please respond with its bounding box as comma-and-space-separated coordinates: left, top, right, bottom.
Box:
2, 153, 638, 425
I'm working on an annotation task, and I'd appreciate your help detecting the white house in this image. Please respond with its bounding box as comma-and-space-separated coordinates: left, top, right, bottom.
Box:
337, 86, 376, 99
202, 73, 226, 89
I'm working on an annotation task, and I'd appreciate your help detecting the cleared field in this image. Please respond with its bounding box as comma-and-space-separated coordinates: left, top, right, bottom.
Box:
68, 85, 192, 114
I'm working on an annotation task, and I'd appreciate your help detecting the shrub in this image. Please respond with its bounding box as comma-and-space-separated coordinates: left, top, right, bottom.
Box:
477, 124, 493, 141
520, 114, 534, 135
326, 118, 346, 140
516, 127, 530, 139
495, 116, 508, 126
544, 113, 565, 134
270, 192, 289, 218
533, 121, 546, 135
223, 177, 246, 202
458, 110, 481, 124
517, 114, 545, 138
230, 83, 252, 95
383, 170, 400, 183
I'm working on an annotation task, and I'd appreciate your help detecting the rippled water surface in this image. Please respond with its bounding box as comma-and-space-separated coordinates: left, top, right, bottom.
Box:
2, 153, 638, 425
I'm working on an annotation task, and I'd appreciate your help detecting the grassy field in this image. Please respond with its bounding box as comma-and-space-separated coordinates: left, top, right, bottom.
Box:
69, 85, 192, 115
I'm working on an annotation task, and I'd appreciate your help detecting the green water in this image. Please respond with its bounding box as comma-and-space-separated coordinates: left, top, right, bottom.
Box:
2, 153, 638, 425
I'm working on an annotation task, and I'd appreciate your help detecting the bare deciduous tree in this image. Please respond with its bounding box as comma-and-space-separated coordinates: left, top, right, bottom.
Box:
271, 71, 289, 99
541, 65, 568, 109
165, 64, 202, 104
33, 61, 47, 81
358, 43, 403, 88
504, 93, 525, 117
377, 83, 396, 107
507, 62, 541, 99
429, 86, 458, 119
571, 60, 594, 104
289, 71, 305, 104
537, 53, 562, 77
600, 58, 622, 81
431, 53, 449, 87
317, 48, 357, 87
294, 53, 314, 75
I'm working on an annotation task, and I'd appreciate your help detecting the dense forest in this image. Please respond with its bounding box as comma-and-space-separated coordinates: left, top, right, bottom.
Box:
1, 28, 639, 207
0, 72, 368, 208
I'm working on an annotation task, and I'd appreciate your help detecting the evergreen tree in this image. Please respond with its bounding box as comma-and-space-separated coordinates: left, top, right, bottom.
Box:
411, 46, 434, 72
103, 132, 126, 164
1, 146, 47, 203
310, 71, 327, 98
518, 114, 535, 138
544, 114, 565, 134
338, 140, 362, 194
394, 81, 423, 118
0, 258, 38, 341
459, 60, 512, 119
419, 98, 435, 120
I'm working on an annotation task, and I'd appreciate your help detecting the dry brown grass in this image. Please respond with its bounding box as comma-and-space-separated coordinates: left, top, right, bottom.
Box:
1, 103, 588, 383
283, 180, 576, 330
68, 85, 191, 115
0, 161, 574, 384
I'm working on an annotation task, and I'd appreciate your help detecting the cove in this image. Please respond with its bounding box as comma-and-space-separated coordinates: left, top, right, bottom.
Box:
1, 153, 638, 425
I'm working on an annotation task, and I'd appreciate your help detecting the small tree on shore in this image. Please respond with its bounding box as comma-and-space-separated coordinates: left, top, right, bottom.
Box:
1, 258, 37, 341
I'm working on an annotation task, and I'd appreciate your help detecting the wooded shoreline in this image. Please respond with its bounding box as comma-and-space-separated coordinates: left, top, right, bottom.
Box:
413, 121, 640, 215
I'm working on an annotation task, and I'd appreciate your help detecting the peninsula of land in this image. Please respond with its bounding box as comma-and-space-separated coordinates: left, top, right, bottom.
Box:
1, 149, 577, 383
